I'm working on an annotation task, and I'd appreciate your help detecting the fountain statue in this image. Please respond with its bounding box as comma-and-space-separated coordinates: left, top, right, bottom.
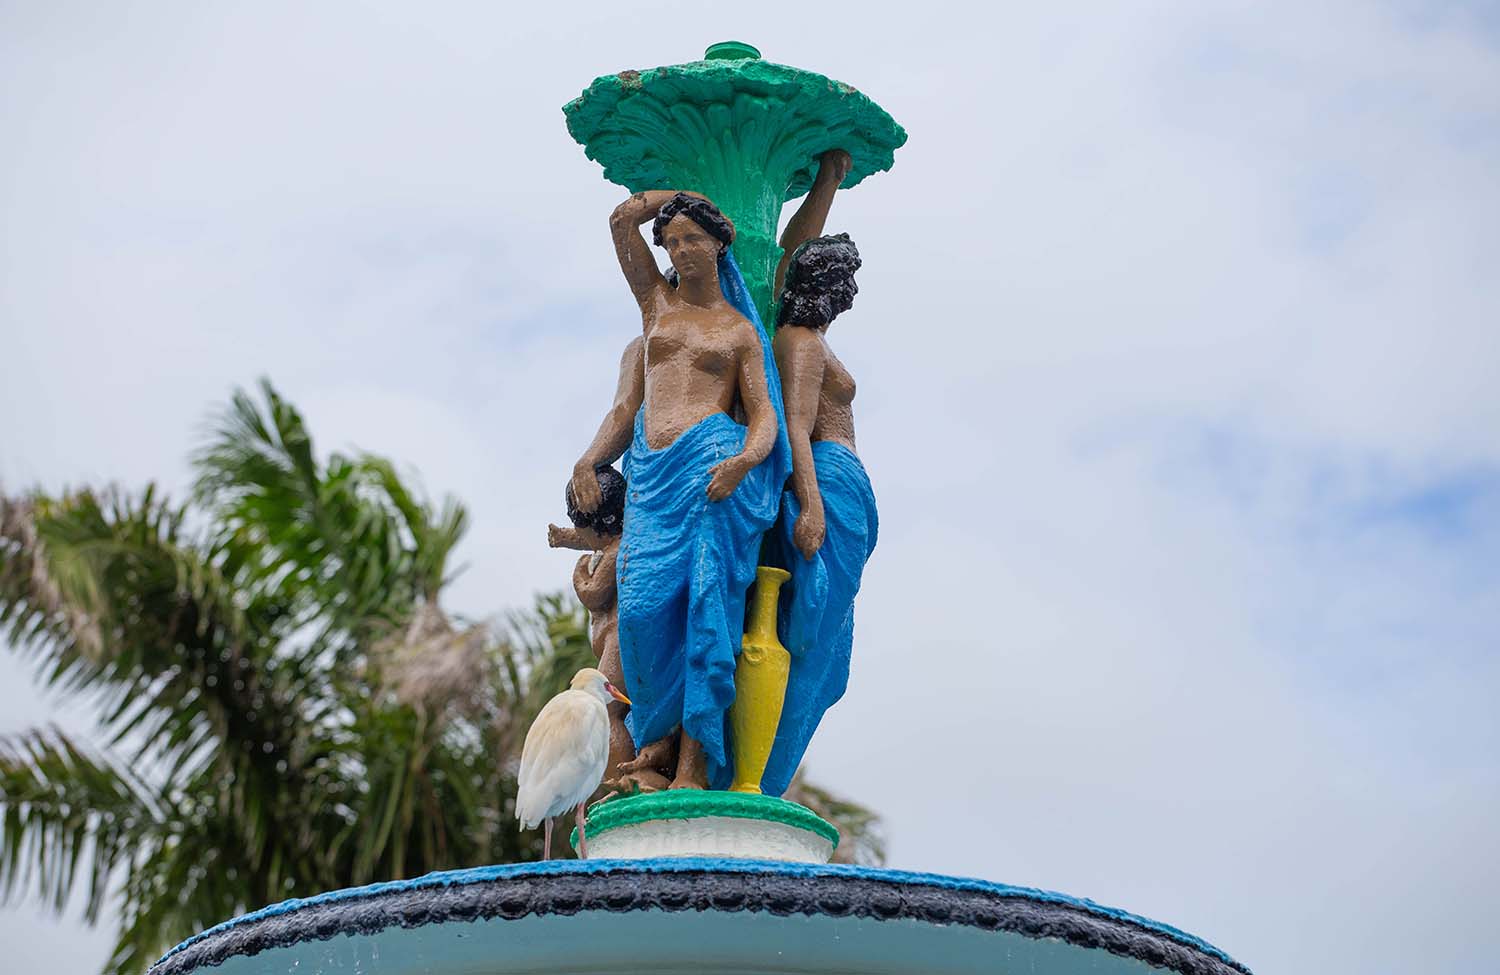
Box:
551, 41, 897, 858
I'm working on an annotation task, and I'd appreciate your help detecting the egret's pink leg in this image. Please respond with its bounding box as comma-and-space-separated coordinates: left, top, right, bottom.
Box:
575, 803, 589, 859
543, 818, 553, 861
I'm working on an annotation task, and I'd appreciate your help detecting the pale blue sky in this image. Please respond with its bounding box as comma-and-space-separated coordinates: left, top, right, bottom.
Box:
2, 3, 1497, 973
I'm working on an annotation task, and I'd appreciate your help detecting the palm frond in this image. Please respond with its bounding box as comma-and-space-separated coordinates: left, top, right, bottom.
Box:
0, 727, 161, 921
355, 455, 469, 600
101, 807, 253, 975
0, 494, 105, 660
193, 380, 469, 646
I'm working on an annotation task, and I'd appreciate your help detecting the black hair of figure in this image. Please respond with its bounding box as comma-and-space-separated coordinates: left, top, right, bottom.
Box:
565, 466, 626, 536
652, 193, 734, 257
777, 233, 862, 329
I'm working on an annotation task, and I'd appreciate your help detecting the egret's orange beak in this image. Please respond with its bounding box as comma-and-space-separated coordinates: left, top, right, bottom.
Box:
606, 683, 632, 705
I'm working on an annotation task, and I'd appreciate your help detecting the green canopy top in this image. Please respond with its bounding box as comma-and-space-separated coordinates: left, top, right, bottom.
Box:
564, 44, 907, 325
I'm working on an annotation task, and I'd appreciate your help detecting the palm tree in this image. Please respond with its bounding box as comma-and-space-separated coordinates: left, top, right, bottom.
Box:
0, 381, 883, 974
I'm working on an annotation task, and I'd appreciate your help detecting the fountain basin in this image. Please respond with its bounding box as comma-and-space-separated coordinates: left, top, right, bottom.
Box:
148, 858, 1252, 975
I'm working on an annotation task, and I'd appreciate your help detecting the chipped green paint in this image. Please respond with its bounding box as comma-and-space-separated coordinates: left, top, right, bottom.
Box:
564, 44, 906, 327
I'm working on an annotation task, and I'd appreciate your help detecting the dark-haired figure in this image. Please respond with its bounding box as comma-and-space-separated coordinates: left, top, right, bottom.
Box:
569, 188, 790, 791
548, 466, 659, 792
764, 224, 879, 798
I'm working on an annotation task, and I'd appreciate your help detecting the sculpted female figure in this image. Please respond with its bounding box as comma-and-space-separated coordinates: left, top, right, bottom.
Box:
762, 176, 879, 797
570, 189, 790, 791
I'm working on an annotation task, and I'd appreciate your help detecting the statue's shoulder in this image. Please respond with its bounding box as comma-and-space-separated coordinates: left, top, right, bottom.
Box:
773, 323, 823, 357
724, 309, 763, 347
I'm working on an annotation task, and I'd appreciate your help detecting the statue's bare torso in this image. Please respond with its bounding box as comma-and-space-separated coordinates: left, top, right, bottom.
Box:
808, 337, 856, 452
641, 297, 759, 450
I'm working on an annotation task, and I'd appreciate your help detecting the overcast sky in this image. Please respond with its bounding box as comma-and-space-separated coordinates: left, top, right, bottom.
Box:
3, 2, 1498, 973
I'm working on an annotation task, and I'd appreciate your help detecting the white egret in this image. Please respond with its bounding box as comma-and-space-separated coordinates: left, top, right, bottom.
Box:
516, 667, 632, 858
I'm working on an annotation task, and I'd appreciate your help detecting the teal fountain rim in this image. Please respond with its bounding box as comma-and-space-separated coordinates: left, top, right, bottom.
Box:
148, 858, 1251, 975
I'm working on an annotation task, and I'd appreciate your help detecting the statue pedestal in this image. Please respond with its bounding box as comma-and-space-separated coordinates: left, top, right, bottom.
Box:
575, 791, 837, 863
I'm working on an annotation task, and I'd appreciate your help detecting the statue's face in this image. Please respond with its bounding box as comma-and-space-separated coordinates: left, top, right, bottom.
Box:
660, 214, 718, 283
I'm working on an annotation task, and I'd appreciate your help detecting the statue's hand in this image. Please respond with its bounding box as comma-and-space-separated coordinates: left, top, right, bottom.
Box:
706, 455, 752, 502
570, 464, 601, 514
793, 507, 826, 560
819, 149, 853, 185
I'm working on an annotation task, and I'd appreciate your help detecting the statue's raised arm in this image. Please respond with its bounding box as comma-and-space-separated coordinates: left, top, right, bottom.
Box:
773, 150, 852, 299
608, 191, 676, 308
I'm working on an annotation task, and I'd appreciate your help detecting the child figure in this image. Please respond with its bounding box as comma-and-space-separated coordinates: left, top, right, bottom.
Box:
547, 466, 668, 793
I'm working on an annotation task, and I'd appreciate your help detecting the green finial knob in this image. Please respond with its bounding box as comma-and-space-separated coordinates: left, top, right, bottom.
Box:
705, 41, 761, 61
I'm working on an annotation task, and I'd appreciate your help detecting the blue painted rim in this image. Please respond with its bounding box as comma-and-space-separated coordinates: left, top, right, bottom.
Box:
152, 858, 1246, 972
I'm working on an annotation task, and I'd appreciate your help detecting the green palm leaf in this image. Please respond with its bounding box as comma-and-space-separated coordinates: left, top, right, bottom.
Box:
0, 728, 159, 920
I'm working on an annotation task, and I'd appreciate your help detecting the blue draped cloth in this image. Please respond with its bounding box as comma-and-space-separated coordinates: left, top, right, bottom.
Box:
616, 251, 791, 786
763, 440, 878, 797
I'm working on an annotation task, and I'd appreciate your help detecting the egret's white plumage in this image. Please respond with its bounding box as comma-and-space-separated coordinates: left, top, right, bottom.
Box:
515, 667, 630, 858
516, 690, 608, 828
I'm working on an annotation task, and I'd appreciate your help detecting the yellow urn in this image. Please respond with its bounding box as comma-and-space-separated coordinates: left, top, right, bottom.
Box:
729, 565, 792, 794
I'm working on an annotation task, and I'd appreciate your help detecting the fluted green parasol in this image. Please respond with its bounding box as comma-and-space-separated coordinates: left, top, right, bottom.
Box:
564, 42, 906, 326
